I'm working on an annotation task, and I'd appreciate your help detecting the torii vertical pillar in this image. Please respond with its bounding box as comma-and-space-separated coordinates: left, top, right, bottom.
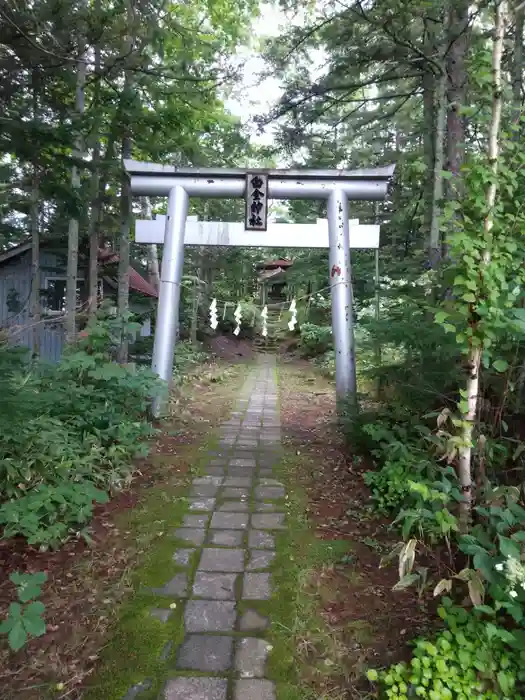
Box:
151, 186, 188, 416
327, 189, 356, 404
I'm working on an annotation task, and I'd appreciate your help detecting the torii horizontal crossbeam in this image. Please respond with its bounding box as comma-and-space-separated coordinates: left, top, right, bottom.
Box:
124, 159, 395, 200
135, 216, 380, 249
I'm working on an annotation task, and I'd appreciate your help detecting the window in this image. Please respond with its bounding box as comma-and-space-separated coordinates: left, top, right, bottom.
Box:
44, 277, 87, 314
45, 278, 66, 313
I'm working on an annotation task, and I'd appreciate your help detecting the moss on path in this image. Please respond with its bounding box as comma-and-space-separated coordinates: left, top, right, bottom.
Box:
80, 360, 356, 700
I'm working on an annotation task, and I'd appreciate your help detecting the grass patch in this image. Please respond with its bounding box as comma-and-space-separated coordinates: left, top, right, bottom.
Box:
265, 451, 353, 700
82, 442, 210, 700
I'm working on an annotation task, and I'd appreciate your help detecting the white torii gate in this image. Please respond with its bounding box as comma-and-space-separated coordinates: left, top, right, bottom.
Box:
135, 216, 380, 249
124, 160, 394, 415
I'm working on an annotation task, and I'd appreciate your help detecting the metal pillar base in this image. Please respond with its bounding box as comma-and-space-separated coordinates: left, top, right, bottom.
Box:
151, 185, 189, 417
327, 189, 357, 412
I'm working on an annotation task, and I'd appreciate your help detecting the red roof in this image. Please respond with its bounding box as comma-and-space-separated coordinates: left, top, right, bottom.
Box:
264, 258, 293, 267
257, 259, 293, 270
128, 267, 158, 297
98, 248, 158, 298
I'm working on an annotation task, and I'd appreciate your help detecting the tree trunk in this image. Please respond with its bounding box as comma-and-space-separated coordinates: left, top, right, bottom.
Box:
116, 0, 134, 364
512, 0, 524, 126
88, 2, 102, 318
445, 0, 469, 197
190, 279, 200, 345
88, 143, 101, 318
422, 16, 436, 253
141, 197, 160, 292
117, 135, 132, 363
65, 40, 86, 344
458, 0, 507, 530
29, 70, 40, 355
429, 68, 447, 266
190, 253, 203, 345
30, 170, 40, 355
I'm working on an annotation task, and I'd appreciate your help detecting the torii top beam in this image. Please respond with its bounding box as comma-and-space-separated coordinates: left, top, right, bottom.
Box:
123, 160, 395, 200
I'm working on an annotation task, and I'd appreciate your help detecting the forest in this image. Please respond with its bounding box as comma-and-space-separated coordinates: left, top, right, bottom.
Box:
2, 0, 525, 698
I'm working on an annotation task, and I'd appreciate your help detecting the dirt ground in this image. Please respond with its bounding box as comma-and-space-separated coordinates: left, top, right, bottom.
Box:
278, 361, 433, 698
207, 334, 255, 363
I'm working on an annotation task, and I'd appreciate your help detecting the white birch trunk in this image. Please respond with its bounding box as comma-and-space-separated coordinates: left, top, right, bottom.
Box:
458, 0, 508, 529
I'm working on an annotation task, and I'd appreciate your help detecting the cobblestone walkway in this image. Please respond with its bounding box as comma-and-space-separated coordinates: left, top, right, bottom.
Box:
153, 357, 282, 700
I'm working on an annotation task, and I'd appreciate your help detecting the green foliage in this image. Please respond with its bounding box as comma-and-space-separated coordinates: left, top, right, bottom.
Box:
356, 402, 459, 541
455, 486, 525, 622
436, 140, 525, 368
0, 316, 162, 548
0, 482, 109, 548
394, 477, 460, 544
364, 461, 419, 514
0, 572, 47, 651
313, 350, 335, 378
172, 341, 209, 385
358, 280, 461, 413
353, 405, 427, 459
367, 600, 525, 699
299, 323, 333, 358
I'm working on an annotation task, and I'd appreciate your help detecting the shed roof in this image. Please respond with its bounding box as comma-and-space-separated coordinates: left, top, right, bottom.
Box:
0, 240, 158, 298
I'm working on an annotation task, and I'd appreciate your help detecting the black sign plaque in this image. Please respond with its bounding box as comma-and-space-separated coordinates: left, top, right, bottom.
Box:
245, 172, 269, 232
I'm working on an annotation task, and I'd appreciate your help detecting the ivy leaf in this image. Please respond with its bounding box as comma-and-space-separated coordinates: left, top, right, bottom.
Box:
492, 359, 509, 373
433, 578, 452, 596
468, 576, 485, 606
16, 580, 43, 603
22, 603, 46, 637
498, 671, 512, 695
499, 535, 520, 560
8, 620, 27, 651
393, 573, 420, 590
0, 617, 13, 633
474, 604, 496, 616
8, 602, 22, 618
24, 601, 45, 617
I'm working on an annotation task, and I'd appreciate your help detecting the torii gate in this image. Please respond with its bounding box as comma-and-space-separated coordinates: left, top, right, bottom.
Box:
124, 160, 395, 414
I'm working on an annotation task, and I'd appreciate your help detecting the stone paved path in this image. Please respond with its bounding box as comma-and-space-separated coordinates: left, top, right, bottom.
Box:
148, 357, 283, 700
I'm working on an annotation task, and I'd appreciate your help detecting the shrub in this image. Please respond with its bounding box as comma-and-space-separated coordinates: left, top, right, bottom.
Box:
0, 572, 47, 651
313, 350, 335, 378
299, 323, 333, 357
364, 459, 418, 514
172, 340, 209, 385
0, 482, 109, 548
0, 313, 163, 548
367, 601, 525, 699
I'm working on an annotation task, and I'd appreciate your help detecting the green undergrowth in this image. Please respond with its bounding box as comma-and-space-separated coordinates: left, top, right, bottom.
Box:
82, 436, 217, 700
265, 450, 351, 700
